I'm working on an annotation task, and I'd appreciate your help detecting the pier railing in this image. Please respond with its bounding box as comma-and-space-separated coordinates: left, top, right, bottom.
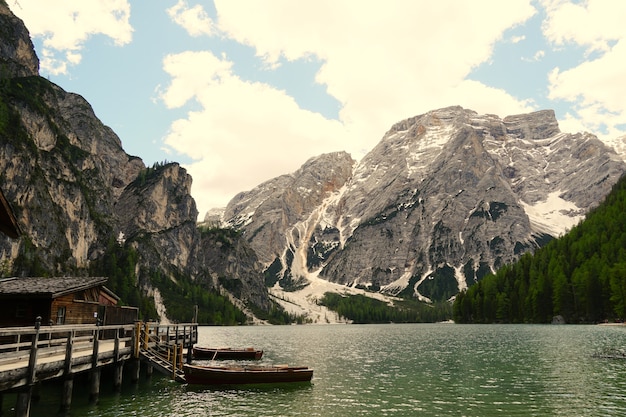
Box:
0, 322, 134, 392
0, 320, 198, 392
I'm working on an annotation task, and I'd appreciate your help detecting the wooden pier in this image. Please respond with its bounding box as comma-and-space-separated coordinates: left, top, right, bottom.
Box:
0, 318, 197, 416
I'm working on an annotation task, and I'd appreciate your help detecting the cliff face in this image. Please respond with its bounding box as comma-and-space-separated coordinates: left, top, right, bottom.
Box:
224, 107, 626, 302
223, 151, 355, 289
0, 2, 270, 319
0, 2, 38, 78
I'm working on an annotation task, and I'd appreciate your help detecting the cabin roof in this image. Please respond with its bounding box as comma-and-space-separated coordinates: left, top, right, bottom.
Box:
0, 187, 20, 239
0, 277, 109, 298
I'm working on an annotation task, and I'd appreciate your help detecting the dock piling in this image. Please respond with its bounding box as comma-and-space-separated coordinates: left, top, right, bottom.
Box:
60, 376, 73, 414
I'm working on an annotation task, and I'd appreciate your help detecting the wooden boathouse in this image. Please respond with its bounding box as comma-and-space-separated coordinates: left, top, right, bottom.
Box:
0, 276, 138, 327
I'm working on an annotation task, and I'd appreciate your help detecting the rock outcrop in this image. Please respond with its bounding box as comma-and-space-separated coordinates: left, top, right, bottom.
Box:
0, 2, 38, 77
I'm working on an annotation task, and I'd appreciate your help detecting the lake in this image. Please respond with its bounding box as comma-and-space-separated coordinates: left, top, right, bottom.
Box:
22, 324, 626, 416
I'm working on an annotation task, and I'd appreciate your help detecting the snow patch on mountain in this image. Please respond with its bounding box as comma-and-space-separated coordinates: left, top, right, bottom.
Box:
270, 272, 398, 324
520, 190, 584, 237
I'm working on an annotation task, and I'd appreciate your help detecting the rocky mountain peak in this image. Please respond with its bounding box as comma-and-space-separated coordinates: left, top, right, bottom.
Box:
0, 1, 39, 78
224, 106, 626, 310
223, 151, 355, 266
502, 109, 560, 140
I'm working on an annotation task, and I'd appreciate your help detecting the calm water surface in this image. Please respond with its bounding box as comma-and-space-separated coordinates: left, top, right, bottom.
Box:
23, 324, 626, 416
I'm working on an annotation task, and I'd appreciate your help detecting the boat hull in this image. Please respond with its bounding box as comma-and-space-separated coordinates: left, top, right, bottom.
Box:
183, 364, 313, 385
192, 347, 263, 360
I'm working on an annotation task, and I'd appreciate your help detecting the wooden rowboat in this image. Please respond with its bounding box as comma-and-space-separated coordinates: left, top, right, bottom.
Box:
192, 346, 263, 360
183, 363, 313, 385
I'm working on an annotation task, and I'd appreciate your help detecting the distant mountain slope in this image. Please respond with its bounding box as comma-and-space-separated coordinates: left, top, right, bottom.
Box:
224, 106, 626, 304
454, 172, 626, 324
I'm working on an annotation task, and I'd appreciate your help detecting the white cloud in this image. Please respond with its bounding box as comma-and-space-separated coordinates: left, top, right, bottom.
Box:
541, 0, 624, 53
167, 0, 216, 37
164, 0, 537, 215
160, 51, 346, 216
11, 0, 132, 75
543, 0, 626, 142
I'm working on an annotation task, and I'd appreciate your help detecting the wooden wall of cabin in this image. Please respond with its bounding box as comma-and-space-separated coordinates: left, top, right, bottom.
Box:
102, 305, 138, 325
50, 294, 99, 325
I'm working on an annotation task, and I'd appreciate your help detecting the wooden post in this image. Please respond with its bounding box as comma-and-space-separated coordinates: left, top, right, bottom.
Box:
89, 369, 101, 404
64, 329, 74, 374
16, 317, 42, 417
60, 376, 73, 414
60, 329, 75, 414
172, 344, 177, 380
186, 344, 193, 364
113, 326, 123, 392
91, 327, 100, 369
27, 317, 42, 385
131, 359, 141, 383
133, 321, 141, 358
14, 390, 30, 417
114, 327, 120, 362
89, 325, 101, 404
113, 362, 124, 392
143, 322, 150, 350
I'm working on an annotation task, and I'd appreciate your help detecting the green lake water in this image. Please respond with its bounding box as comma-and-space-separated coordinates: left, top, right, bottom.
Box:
20, 324, 626, 416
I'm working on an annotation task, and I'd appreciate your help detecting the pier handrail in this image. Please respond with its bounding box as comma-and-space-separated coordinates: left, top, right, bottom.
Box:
0, 323, 136, 354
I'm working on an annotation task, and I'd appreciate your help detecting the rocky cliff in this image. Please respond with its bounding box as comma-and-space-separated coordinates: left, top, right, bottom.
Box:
0, 2, 38, 78
0, 2, 271, 320
225, 106, 626, 303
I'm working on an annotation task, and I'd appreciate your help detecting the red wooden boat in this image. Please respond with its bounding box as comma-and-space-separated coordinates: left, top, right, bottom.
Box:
192, 346, 263, 360
183, 363, 314, 385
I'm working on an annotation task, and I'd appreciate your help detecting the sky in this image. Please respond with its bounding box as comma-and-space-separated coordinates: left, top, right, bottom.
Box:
8, 0, 626, 220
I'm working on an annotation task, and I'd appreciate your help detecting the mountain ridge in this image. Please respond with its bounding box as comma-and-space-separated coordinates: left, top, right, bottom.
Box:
222, 106, 626, 311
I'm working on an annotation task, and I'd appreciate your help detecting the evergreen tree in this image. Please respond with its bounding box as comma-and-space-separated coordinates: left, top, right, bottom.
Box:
454, 174, 626, 324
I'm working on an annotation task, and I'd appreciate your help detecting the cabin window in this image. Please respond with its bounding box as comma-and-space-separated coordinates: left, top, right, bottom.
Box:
56, 306, 66, 325
15, 304, 25, 318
